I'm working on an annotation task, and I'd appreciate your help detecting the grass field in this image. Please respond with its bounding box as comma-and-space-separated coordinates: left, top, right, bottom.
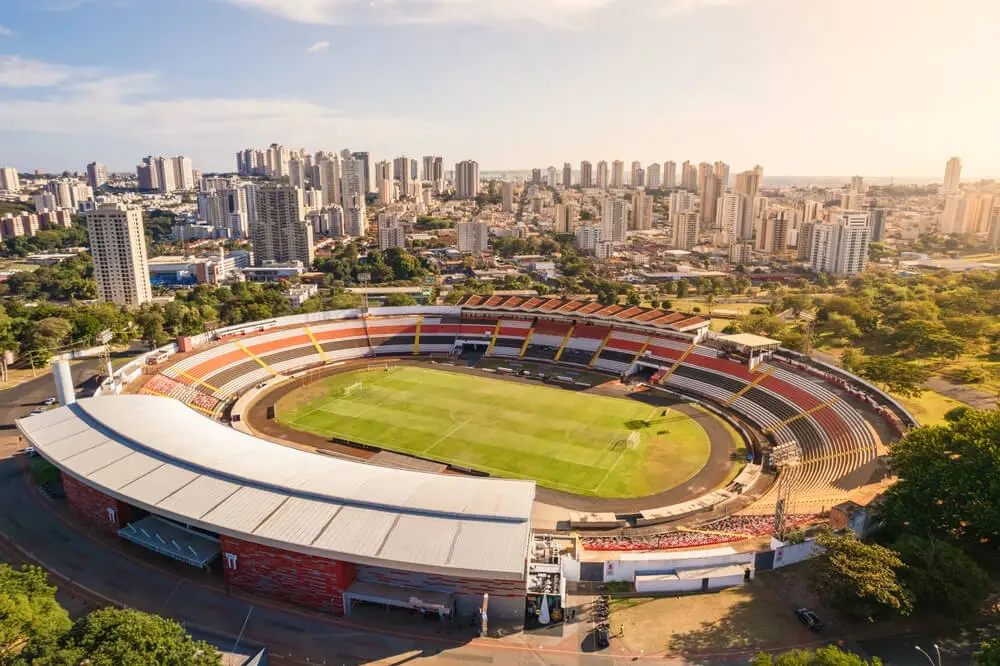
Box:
894, 389, 969, 427
276, 365, 716, 497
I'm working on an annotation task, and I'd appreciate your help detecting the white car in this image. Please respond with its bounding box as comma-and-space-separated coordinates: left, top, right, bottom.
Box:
21, 447, 36, 457
44, 397, 57, 406
29, 408, 45, 416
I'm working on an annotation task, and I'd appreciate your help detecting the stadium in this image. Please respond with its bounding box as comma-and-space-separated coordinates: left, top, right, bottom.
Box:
16, 296, 916, 628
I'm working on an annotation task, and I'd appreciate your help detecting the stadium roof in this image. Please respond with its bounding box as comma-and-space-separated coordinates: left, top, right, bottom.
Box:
457, 295, 709, 332
17, 395, 535, 580
717, 333, 782, 349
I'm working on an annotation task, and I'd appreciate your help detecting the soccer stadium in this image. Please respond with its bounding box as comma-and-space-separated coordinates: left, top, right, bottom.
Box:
16, 297, 916, 628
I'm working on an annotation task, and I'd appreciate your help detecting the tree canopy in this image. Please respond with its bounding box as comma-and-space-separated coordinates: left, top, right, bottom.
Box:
752, 645, 883, 666
0, 565, 71, 662
812, 530, 913, 621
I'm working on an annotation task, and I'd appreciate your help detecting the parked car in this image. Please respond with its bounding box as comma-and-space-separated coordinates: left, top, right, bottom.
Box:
795, 608, 823, 632
44, 397, 57, 405
21, 447, 36, 457
29, 408, 45, 415
595, 625, 610, 649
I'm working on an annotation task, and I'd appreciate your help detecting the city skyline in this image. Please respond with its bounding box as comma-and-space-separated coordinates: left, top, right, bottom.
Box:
1, 0, 999, 177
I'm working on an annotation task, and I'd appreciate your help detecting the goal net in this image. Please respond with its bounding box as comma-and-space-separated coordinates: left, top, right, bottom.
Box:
339, 382, 363, 398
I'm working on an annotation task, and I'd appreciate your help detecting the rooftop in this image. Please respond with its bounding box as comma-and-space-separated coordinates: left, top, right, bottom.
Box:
17, 395, 535, 580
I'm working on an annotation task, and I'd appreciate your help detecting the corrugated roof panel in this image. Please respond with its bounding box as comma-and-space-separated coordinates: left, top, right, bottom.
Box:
28, 417, 93, 446
379, 514, 456, 568
61, 440, 133, 476
158, 475, 242, 519
119, 463, 198, 505
450, 521, 530, 575
312, 506, 396, 556
16, 406, 77, 431
89, 452, 164, 491
201, 486, 286, 532
255, 497, 342, 545
40, 427, 109, 460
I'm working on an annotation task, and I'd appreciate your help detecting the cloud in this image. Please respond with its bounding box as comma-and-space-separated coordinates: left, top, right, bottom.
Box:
657, 0, 746, 17
0, 25, 12, 36
0, 55, 98, 87
305, 40, 330, 53
219, 0, 619, 29
0, 54, 441, 167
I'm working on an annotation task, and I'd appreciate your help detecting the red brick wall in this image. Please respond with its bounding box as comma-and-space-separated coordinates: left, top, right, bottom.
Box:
62, 473, 132, 533
220, 536, 356, 614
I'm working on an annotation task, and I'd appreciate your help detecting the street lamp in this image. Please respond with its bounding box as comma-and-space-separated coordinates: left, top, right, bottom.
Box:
915, 644, 941, 666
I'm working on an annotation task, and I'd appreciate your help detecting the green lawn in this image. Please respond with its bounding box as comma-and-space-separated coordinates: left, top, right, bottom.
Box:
276, 365, 714, 497
895, 389, 969, 427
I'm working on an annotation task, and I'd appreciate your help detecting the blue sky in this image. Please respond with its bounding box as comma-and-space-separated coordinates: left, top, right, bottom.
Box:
1, 0, 999, 177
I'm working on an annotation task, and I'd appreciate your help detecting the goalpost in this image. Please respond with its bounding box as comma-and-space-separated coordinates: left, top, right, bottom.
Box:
339, 382, 363, 398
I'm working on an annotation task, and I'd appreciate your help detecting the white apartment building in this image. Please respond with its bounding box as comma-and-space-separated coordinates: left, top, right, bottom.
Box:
86, 162, 108, 190
611, 161, 625, 189
547, 166, 558, 188
715, 192, 747, 245
596, 161, 609, 189
251, 185, 314, 267
575, 224, 602, 253
457, 220, 489, 253
602, 197, 629, 242
646, 163, 661, 189
0, 167, 20, 192
943, 157, 962, 194
86, 204, 153, 307
632, 191, 653, 230
377, 214, 406, 250
809, 211, 871, 275
671, 211, 699, 250
663, 161, 677, 189
630, 161, 642, 188
455, 160, 480, 200
755, 211, 790, 254
345, 206, 365, 238
341, 159, 367, 217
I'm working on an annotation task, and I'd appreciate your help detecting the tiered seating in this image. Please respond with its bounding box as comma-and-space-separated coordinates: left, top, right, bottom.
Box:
580, 514, 818, 551
140, 374, 221, 416
489, 319, 532, 357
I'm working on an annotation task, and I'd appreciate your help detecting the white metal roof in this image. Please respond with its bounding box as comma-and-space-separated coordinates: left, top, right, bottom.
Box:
17, 395, 535, 581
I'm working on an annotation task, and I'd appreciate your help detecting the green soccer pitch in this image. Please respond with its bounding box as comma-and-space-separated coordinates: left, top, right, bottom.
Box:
275, 365, 718, 498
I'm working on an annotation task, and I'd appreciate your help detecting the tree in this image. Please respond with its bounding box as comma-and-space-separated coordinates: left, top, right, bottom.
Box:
383, 293, 418, 307
37, 608, 220, 666
812, 530, 913, 621
25, 317, 73, 365
891, 534, 990, 618
880, 409, 1000, 547
0, 565, 71, 661
975, 639, 1000, 666
676, 279, 689, 298
857, 356, 929, 398
752, 645, 883, 666
826, 313, 861, 341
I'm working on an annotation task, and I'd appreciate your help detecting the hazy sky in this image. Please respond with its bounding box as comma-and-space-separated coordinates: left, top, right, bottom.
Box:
1, 0, 998, 177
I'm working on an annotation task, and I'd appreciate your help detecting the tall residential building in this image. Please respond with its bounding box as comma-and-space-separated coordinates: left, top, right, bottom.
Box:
809, 211, 871, 275
547, 166, 558, 187
86, 204, 152, 307
611, 161, 625, 189
596, 161, 609, 189
265, 144, 290, 178
154, 157, 176, 194
410, 159, 418, 182
0, 167, 20, 192
715, 192, 747, 245
851, 175, 867, 194
842, 190, 865, 211
287, 158, 306, 189
601, 197, 629, 242
800, 200, 821, 224
630, 161, 642, 188
680, 161, 698, 191
575, 224, 602, 252
663, 161, 677, 189
756, 211, 789, 254
394, 156, 411, 198
86, 162, 108, 190
868, 207, 889, 242
351, 152, 371, 193
553, 203, 573, 234
374, 160, 394, 205
317, 154, 342, 208
173, 155, 194, 190
580, 161, 593, 188
699, 172, 721, 226
646, 163, 661, 189
531, 168, 543, 185
376, 213, 406, 250
562, 163, 573, 189
733, 168, 763, 239
632, 190, 653, 230
250, 185, 314, 267
713, 161, 730, 188
345, 206, 365, 238
940, 194, 966, 234
671, 212, 699, 250
797, 221, 816, 260
502, 181, 516, 213
988, 203, 1000, 251
341, 158, 367, 218
943, 157, 962, 194
136, 158, 159, 191
455, 160, 480, 200
457, 220, 489, 252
